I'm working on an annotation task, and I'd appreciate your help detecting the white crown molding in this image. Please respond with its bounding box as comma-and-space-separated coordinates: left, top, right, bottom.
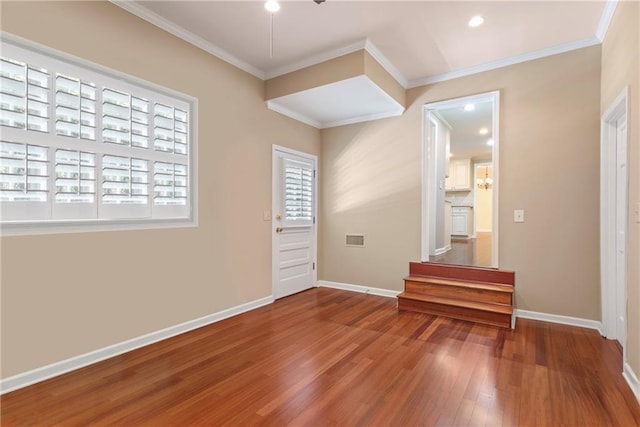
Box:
111, 1, 614, 94
623, 362, 640, 403
514, 309, 604, 335
266, 100, 322, 128
363, 39, 408, 89
596, 0, 619, 42
0, 295, 274, 394
109, 0, 265, 79
264, 39, 367, 80
408, 36, 601, 88
322, 108, 404, 129
317, 280, 401, 299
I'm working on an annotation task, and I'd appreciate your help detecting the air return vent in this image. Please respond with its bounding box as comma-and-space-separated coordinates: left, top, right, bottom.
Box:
346, 234, 365, 247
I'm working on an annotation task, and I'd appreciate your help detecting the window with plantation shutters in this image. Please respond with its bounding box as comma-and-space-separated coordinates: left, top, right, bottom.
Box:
282, 158, 314, 227
0, 35, 197, 234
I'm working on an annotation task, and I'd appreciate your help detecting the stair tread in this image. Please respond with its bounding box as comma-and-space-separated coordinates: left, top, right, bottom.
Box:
398, 291, 513, 314
404, 275, 514, 292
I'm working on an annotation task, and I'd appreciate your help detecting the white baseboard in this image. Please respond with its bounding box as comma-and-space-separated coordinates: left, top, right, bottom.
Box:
318, 280, 401, 299
623, 362, 640, 403
515, 309, 604, 335
0, 295, 274, 395
434, 245, 451, 256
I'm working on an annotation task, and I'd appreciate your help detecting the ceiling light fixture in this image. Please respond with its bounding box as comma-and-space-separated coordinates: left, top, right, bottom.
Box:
264, 0, 280, 59
479, 127, 488, 135
265, 0, 280, 13
464, 104, 475, 112
477, 166, 493, 191
468, 15, 485, 28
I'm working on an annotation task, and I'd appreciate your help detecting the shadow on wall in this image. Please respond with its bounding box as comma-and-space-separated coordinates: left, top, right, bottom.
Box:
328, 115, 421, 214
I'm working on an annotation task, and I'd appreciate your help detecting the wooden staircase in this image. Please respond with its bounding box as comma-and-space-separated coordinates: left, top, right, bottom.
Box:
398, 262, 515, 328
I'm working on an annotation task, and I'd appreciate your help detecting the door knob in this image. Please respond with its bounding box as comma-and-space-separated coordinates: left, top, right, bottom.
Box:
276, 227, 283, 233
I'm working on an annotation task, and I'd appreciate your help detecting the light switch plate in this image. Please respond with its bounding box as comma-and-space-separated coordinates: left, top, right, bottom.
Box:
263, 210, 271, 221
514, 209, 525, 223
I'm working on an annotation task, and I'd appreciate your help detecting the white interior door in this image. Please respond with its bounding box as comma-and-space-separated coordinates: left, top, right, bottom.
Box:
272, 146, 317, 299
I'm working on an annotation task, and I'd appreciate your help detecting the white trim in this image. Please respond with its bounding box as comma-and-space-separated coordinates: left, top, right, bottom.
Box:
265, 39, 367, 80
434, 245, 451, 256
623, 363, 640, 403
515, 309, 604, 335
109, 0, 265, 80
322, 108, 404, 129
596, 0, 619, 42
422, 91, 499, 267
600, 87, 628, 339
0, 295, 274, 395
363, 39, 408, 88
0, 217, 197, 236
408, 37, 600, 88
266, 100, 322, 128
317, 280, 401, 299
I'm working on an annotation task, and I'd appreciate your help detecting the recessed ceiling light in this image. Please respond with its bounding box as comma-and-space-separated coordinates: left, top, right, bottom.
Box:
265, 0, 280, 13
464, 104, 475, 112
479, 127, 489, 135
468, 15, 485, 28
487, 138, 495, 146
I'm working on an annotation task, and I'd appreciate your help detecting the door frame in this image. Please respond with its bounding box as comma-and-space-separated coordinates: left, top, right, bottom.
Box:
421, 91, 500, 267
600, 87, 628, 353
271, 145, 318, 298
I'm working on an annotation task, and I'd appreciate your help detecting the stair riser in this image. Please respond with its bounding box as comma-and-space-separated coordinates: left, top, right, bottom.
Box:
410, 262, 515, 286
398, 297, 512, 329
405, 281, 512, 305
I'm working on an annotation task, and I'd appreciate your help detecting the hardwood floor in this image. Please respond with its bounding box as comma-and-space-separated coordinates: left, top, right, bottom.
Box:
2, 288, 639, 426
430, 232, 492, 267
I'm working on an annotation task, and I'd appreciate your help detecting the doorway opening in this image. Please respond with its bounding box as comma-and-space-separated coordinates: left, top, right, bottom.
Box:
421, 91, 499, 268
600, 87, 628, 360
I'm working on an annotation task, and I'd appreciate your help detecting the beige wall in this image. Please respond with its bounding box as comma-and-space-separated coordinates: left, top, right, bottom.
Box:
0, 1, 321, 378
265, 51, 365, 100
320, 46, 602, 321
475, 164, 493, 232
601, 0, 640, 382
363, 51, 406, 107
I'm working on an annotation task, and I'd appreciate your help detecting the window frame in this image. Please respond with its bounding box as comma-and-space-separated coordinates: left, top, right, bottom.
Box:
0, 32, 198, 236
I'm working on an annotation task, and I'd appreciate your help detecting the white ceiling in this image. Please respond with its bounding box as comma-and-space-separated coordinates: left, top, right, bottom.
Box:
114, 1, 614, 128
438, 101, 493, 160
267, 75, 404, 128
123, 0, 611, 86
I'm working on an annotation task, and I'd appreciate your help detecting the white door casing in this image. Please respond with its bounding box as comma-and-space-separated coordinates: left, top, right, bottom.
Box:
600, 87, 628, 357
272, 145, 317, 299
422, 91, 500, 267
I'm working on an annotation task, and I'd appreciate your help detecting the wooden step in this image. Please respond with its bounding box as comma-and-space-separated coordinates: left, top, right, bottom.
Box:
404, 275, 513, 305
398, 292, 512, 328
409, 262, 515, 286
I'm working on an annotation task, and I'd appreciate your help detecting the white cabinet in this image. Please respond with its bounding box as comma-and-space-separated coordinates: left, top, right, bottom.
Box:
451, 206, 473, 237
445, 159, 471, 190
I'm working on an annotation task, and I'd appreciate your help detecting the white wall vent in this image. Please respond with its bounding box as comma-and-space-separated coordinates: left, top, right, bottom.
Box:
346, 234, 365, 247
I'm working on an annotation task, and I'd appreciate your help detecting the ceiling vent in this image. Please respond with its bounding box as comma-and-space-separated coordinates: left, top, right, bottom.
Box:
346, 234, 365, 247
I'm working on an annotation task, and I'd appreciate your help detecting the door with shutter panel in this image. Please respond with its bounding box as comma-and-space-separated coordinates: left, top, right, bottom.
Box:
272, 146, 317, 299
